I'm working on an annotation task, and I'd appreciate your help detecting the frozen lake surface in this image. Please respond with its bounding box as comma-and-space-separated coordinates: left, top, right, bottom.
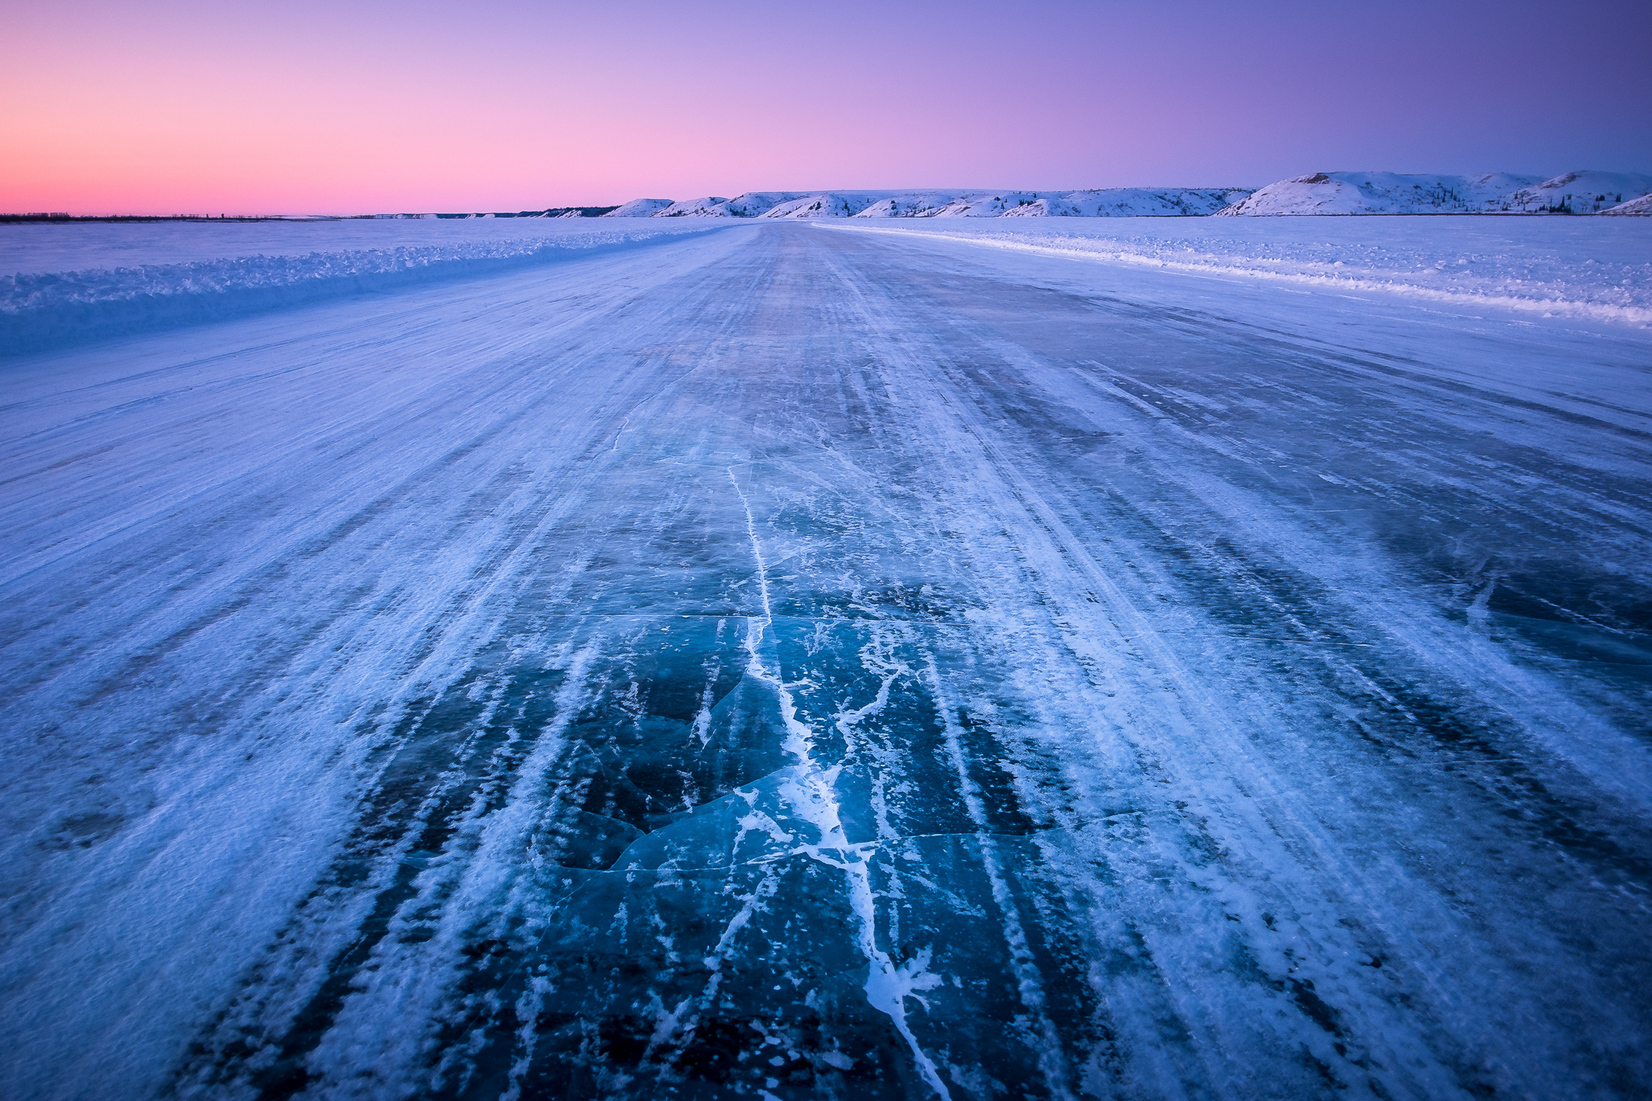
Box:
2, 219, 1651, 1100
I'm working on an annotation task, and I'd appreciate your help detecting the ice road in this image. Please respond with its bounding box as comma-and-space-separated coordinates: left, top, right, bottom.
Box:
3, 221, 1651, 1101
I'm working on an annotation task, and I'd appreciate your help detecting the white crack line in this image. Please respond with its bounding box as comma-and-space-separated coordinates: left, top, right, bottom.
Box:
728, 466, 952, 1100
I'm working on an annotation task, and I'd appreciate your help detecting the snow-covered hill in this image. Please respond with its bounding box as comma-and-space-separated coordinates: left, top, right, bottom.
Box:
1602, 193, 1652, 216
1219, 171, 1652, 216
582, 173, 1651, 220
602, 198, 674, 218
765, 193, 874, 218
1503, 171, 1652, 214
601, 188, 1256, 219
1004, 188, 1254, 217
384, 174, 1650, 221
643, 196, 735, 218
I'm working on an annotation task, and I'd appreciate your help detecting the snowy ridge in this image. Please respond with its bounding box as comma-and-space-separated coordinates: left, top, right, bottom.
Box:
999, 188, 1255, 217
602, 198, 675, 218
0, 222, 715, 355
824, 217, 1652, 326
1503, 171, 1652, 214
1603, 193, 1652, 216
603, 173, 1652, 220
602, 188, 1254, 219
1220, 170, 1652, 216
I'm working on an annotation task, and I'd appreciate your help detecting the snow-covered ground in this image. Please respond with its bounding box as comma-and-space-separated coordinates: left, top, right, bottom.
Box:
0, 219, 718, 355
2, 219, 1651, 1100
826, 215, 1652, 326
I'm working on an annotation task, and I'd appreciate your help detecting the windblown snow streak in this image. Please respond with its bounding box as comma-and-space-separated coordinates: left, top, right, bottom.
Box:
2, 223, 1650, 1100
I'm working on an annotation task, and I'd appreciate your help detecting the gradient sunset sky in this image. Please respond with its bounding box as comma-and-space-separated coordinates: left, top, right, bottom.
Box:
3, 0, 1649, 215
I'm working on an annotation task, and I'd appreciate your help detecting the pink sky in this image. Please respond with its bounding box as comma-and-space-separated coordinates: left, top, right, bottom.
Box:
3, 0, 1649, 215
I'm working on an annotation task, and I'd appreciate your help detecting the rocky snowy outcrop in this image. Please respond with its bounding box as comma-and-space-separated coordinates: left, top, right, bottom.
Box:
762, 194, 875, 218
602, 198, 674, 218
596, 172, 1652, 220
1218, 171, 1652, 216
1600, 193, 1652, 216
1504, 171, 1652, 214
597, 188, 1263, 219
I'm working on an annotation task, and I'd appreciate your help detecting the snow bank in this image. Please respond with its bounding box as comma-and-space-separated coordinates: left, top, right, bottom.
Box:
0, 220, 718, 355
825, 215, 1652, 326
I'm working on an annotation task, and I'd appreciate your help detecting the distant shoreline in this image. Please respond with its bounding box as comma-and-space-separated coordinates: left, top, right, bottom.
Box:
1, 214, 360, 224
3, 210, 1638, 224
8, 171, 1652, 222
0, 208, 620, 224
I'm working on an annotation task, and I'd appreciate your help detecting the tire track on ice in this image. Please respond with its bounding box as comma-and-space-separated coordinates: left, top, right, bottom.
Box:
808, 229, 1558, 1097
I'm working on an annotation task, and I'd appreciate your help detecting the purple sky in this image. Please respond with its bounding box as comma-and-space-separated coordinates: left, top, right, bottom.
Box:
3, 0, 1648, 213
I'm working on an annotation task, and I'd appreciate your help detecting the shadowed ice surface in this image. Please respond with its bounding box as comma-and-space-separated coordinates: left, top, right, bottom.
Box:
2, 222, 1651, 1100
